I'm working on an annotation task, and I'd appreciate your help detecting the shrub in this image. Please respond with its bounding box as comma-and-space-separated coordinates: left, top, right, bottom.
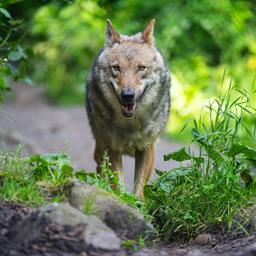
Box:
144, 84, 256, 240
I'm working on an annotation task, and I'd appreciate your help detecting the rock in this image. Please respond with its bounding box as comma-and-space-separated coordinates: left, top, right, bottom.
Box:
193, 233, 215, 245
10, 211, 47, 243
188, 249, 205, 256
235, 242, 256, 256
41, 202, 121, 250
134, 248, 169, 256
64, 181, 155, 240
11, 202, 121, 251
39, 202, 86, 226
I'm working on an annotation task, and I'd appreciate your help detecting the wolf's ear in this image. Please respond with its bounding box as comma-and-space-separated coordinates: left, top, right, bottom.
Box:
105, 19, 120, 47
142, 19, 155, 45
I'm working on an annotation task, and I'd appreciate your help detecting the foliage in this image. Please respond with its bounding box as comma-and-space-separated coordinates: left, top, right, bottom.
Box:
122, 236, 145, 252
0, 146, 45, 206
30, 153, 73, 187
0, 147, 80, 205
0, 145, 145, 214
1, 0, 256, 135
30, 0, 106, 104
0, 1, 32, 102
144, 85, 256, 239
26, 0, 256, 128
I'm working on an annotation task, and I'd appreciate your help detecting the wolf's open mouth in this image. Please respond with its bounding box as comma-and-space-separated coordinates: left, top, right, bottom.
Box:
121, 103, 136, 117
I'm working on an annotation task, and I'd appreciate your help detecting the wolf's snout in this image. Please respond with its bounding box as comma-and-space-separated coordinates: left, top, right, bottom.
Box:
121, 89, 135, 103
120, 88, 136, 117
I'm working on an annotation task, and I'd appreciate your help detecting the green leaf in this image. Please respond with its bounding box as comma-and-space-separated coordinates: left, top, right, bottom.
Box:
184, 211, 193, 220
164, 168, 192, 180
206, 145, 224, 164
61, 164, 73, 177
8, 48, 26, 62
164, 147, 204, 164
202, 184, 215, 192
0, 8, 12, 19
75, 170, 88, 181
23, 76, 33, 85
159, 182, 172, 194
164, 147, 191, 162
8, 0, 24, 3
227, 144, 256, 160
143, 185, 156, 199
191, 128, 207, 145
155, 169, 164, 176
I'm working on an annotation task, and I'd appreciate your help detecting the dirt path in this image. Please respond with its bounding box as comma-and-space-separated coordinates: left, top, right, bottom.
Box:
0, 83, 183, 191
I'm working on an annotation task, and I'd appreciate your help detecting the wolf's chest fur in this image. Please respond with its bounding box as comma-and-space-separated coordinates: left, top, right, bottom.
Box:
87, 74, 170, 155
110, 109, 162, 154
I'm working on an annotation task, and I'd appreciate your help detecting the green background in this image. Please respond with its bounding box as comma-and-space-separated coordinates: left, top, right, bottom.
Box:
1, 0, 256, 140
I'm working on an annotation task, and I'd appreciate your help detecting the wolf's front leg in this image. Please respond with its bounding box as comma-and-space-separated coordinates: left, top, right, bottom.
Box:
133, 143, 155, 198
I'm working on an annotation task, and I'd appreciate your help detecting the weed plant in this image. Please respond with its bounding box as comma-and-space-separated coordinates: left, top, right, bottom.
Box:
0, 147, 146, 214
0, 146, 45, 206
144, 84, 256, 240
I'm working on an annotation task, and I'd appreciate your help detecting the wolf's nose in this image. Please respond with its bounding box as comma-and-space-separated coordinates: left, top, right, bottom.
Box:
121, 89, 135, 103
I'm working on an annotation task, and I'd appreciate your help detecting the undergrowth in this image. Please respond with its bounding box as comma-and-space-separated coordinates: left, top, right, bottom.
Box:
0, 146, 146, 214
0, 83, 256, 240
0, 146, 45, 206
144, 84, 256, 240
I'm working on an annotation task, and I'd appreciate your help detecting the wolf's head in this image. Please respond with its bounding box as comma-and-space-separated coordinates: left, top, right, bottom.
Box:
97, 19, 166, 118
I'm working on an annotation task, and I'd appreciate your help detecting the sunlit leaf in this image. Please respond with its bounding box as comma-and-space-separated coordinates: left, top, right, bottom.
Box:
8, 49, 26, 62
0, 8, 12, 19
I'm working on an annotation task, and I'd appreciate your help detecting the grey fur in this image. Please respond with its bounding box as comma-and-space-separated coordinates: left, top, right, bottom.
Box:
86, 24, 171, 159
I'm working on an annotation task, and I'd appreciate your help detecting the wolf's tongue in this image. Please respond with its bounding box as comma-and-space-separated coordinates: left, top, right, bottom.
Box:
125, 104, 133, 112
121, 103, 135, 117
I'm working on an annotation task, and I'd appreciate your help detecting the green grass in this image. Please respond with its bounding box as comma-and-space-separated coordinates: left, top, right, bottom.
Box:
0, 178, 44, 206
0, 146, 145, 213
0, 146, 45, 206
0, 147, 79, 206
144, 84, 256, 240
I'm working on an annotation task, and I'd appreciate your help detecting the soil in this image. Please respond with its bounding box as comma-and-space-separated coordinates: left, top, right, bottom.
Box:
0, 201, 128, 256
1, 83, 256, 255
0, 201, 256, 256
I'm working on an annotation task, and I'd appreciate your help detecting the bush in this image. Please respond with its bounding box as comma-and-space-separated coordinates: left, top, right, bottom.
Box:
144, 84, 256, 240
0, 1, 32, 102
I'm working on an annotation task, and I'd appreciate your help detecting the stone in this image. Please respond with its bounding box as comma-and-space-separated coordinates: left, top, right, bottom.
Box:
64, 181, 155, 240
193, 233, 215, 245
10, 211, 47, 243
40, 202, 121, 251
235, 242, 256, 256
11, 202, 121, 251
188, 249, 205, 256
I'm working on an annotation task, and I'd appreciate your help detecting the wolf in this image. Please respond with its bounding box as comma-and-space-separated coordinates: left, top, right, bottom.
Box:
86, 19, 171, 197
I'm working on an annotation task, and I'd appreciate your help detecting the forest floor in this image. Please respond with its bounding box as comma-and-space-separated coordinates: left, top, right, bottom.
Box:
1, 83, 256, 255
0, 201, 256, 256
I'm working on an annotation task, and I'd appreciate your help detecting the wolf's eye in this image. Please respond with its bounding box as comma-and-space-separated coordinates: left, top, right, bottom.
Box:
112, 65, 120, 72
138, 65, 146, 72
